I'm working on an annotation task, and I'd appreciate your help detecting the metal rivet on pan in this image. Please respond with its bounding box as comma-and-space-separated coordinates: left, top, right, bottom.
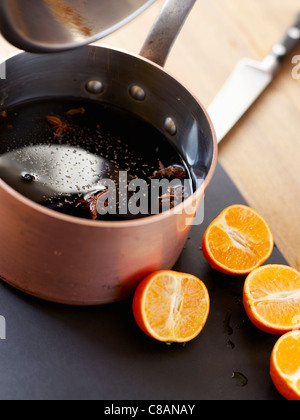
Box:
85, 80, 104, 94
164, 117, 177, 136
129, 85, 146, 101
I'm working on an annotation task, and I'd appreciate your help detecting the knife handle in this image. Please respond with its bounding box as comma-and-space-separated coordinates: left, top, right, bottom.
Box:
264, 13, 300, 72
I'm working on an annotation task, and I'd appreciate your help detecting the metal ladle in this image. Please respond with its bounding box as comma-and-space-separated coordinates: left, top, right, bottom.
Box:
0, 0, 156, 53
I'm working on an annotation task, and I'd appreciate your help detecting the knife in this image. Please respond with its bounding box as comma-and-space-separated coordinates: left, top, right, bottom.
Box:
208, 14, 300, 143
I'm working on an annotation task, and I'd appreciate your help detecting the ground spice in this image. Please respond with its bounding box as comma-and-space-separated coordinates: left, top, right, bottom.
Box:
44, 0, 92, 37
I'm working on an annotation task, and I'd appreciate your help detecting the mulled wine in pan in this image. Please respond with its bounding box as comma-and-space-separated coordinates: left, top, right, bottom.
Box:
0, 99, 194, 221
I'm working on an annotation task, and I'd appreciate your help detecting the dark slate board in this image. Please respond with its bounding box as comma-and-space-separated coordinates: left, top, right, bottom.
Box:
0, 163, 286, 400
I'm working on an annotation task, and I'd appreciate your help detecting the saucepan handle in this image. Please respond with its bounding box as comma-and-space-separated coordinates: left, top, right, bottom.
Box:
140, 0, 197, 67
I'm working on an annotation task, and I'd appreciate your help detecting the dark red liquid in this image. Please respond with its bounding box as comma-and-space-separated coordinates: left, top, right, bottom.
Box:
0, 99, 193, 220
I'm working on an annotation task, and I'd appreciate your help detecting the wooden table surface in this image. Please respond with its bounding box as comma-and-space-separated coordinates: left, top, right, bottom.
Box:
0, 0, 299, 270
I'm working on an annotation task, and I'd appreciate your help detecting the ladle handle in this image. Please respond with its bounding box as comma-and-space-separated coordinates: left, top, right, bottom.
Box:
140, 0, 197, 67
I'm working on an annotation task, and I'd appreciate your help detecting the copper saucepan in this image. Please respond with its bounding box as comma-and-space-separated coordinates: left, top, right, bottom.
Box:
0, 0, 217, 305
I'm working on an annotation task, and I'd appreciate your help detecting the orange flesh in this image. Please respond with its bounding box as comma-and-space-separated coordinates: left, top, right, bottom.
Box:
244, 265, 300, 331
204, 205, 274, 273
135, 272, 210, 343
271, 331, 300, 399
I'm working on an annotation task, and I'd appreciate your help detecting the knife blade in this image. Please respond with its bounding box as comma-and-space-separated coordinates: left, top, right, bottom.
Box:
208, 13, 300, 143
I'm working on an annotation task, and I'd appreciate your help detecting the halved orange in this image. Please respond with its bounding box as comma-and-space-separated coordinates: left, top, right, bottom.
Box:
243, 265, 300, 335
270, 331, 300, 400
132, 271, 210, 343
202, 205, 274, 275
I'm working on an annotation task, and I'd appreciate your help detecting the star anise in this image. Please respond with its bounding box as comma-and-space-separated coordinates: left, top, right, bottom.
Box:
152, 161, 188, 179
79, 190, 109, 220
46, 116, 72, 138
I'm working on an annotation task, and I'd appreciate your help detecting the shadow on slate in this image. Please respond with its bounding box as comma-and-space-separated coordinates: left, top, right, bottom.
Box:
0, 163, 286, 400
